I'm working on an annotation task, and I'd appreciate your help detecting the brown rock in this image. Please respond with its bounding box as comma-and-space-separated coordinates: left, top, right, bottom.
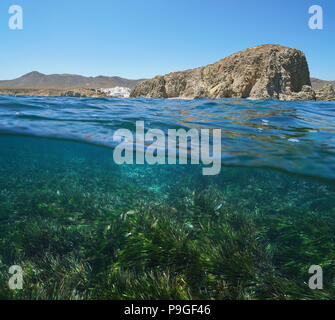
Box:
315, 84, 335, 101
279, 85, 316, 101
130, 44, 313, 100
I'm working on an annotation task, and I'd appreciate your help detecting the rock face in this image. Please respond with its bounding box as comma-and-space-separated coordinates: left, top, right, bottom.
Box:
315, 84, 335, 101
131, 44, 329, 101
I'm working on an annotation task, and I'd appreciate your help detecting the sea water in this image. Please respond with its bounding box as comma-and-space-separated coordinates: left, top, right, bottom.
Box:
0, 95, 334, 299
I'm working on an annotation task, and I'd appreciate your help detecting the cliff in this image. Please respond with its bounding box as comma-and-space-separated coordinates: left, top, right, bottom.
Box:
130, 44, 334, 101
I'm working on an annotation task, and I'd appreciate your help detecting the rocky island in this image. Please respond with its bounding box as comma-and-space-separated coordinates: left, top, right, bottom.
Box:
130, 44, 335, 101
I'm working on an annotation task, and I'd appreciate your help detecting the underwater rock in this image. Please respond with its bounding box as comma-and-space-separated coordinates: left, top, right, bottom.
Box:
130, 44, 317, 101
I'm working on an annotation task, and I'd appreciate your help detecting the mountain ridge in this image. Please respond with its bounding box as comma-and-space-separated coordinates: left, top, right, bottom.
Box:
310, 77, 335, 90
0, 72, 145, 89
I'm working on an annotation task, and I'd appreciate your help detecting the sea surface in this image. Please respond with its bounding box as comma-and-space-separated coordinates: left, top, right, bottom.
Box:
0, 95, 334, 299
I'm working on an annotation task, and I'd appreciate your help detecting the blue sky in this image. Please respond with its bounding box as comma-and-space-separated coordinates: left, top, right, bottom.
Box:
0, 0, 334, 80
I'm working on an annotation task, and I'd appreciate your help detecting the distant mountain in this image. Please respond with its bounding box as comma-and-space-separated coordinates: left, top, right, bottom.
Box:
311, 78, 335, 90
0, 71, 144, 89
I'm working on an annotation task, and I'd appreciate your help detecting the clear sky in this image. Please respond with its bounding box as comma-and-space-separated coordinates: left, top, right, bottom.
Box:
0, 0, 334, 80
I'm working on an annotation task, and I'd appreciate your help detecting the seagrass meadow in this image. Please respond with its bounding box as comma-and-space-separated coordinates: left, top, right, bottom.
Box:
0, 96, 335, 299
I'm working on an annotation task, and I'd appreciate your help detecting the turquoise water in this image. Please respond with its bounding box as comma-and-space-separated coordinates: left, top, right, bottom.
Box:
0, 95, 335, 299
1, 95, 335, 179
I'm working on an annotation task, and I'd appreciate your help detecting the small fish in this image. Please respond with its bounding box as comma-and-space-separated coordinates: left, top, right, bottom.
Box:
185, 222, 194, 230
215, 203, 222, 211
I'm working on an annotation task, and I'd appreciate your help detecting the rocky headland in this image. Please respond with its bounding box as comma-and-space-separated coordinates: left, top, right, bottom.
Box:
130, 44, 335, 101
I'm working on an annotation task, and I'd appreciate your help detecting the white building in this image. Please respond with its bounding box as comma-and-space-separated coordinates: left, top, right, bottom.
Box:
100, 87, 131, 98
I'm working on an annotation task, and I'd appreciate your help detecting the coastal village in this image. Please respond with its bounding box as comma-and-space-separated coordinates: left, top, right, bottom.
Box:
0, 86, 131, 98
